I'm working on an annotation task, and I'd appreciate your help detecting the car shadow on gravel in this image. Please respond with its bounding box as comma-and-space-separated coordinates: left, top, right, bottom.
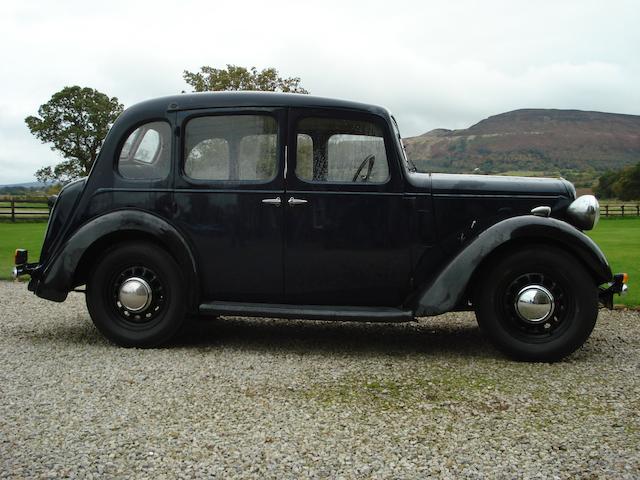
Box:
15, 312, 495, 359
170, 316, 495, 358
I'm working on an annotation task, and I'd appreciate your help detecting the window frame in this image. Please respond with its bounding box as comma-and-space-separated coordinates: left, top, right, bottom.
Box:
179, 109, 283, 187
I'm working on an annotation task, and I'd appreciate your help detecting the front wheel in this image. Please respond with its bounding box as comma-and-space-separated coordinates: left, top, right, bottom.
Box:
474, 246, 598, 362
86, 242, 187, 347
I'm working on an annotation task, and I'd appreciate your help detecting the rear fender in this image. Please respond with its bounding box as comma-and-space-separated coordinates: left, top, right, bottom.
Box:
411, 216, 612, 316
32, 210, 199, 309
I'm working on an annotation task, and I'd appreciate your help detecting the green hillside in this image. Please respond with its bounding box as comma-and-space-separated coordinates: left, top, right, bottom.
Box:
404, 108, 640, 187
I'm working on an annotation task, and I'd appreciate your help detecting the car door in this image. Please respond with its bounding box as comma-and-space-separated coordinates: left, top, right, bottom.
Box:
284, 108, 412, 306
173, 108, 286, 303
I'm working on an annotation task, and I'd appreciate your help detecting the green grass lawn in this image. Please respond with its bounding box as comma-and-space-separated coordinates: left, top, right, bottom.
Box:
0, 219, 638, 306
0, 222, 47, 280
588, 218, 639, 307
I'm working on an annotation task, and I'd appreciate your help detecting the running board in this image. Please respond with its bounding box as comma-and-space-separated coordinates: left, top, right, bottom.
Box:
199, 301, 414, 322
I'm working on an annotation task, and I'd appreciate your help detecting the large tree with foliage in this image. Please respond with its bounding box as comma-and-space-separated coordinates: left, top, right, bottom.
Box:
25, 86, 124, 183
595, 162, 640, 200
183, 65, 309, 94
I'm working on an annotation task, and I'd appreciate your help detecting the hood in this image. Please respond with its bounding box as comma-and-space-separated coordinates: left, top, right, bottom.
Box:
412, 173, 576, 255
409, 172, 574, 198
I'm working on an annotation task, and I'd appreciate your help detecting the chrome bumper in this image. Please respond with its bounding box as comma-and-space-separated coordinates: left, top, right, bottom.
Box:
12, 263, 39, 279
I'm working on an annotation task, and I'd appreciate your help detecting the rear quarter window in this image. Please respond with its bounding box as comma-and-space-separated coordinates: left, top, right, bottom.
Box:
118, 121, 171, 180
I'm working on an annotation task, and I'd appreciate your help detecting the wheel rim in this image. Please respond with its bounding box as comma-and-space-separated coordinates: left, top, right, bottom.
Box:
110, 266, 166, 324
502, 273, 570, 339
514, 285, 555, 324
118, 277, 153, 312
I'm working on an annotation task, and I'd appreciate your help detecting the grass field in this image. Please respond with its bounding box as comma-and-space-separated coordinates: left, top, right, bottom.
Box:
587, 218, 639, 307
0, 219, 637, 306
0, 223, 47, 280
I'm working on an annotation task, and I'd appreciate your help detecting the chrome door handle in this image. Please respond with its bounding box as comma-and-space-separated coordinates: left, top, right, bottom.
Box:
261, 197, 282, 207
288, 197, 308, 206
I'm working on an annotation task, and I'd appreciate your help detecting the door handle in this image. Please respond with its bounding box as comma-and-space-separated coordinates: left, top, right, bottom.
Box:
288, 197, 308, 207
261, 197, 282, 207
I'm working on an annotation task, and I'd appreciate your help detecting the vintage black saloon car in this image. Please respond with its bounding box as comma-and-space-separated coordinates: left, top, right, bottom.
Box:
14, 92, 628, 361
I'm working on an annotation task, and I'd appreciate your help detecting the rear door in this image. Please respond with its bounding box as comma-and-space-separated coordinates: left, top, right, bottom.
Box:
284, 109, 412, 306
173, 108, 286, 303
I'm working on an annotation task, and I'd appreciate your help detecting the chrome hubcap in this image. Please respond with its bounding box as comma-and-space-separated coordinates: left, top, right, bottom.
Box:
118, 277, 152, 312
514, 285, 555, 324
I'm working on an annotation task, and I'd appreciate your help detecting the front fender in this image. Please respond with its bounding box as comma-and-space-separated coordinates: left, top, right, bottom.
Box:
412, 216, 612, 316
32, 210, 199, 306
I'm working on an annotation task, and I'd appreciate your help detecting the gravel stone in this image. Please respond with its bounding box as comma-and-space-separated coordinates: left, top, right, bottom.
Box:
0, 281, 639, 479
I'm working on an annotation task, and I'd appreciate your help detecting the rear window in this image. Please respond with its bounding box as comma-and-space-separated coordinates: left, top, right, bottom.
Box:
184, 115, 278, 182
118, 121, 171, 180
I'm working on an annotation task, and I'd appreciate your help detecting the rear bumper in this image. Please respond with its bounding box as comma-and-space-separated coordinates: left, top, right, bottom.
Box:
12, 249, 40, 279
599, 273, 629, 309
14, 252, 68, 302
12, 262, 39, 279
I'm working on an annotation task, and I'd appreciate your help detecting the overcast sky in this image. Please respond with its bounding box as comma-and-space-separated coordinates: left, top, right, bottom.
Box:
1, 0, 638, 184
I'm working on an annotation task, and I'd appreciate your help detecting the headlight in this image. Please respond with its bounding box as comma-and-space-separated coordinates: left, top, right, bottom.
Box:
566, 195, 599, 230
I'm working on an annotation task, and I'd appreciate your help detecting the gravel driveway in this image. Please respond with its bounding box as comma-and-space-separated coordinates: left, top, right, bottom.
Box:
1, 281, 639, 479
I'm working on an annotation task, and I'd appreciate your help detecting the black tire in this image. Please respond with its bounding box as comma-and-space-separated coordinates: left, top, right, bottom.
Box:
86, 242, 186, 347
474, 246, 598, 362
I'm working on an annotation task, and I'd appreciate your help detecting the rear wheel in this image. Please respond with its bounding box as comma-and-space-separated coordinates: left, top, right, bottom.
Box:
86, 242, 186, 347
474, 246, 598, 362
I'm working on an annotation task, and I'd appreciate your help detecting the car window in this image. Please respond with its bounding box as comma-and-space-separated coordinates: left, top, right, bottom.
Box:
295, 117, 389, 183
118, 121, 171, 180
184, 115, 278, 181
134, 130, 161, 163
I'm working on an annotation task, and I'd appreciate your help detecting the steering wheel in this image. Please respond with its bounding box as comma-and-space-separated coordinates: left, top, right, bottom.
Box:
352, 154, 376, 182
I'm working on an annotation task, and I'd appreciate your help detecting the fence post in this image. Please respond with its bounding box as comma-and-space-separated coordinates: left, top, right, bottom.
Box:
11, 199, 15, 222
605, 205, 609, 218
636, 204, 639, 216
621, 205, 625, 217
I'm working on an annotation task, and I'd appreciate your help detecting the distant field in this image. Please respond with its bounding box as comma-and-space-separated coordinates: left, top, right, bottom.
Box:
0, 219, 637, 306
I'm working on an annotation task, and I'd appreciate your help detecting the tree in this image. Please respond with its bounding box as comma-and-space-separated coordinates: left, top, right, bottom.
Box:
611, 163, 640, 200
594, 163, 640, 200
594, 170, 618, 198
183, 65, 309, 94
25, 86, 124, 183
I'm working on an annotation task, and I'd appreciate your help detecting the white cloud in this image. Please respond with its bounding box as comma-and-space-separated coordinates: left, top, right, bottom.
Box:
1, 0, 638, 183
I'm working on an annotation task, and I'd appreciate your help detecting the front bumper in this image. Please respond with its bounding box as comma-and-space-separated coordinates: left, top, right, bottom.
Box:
599, 273, 629, 309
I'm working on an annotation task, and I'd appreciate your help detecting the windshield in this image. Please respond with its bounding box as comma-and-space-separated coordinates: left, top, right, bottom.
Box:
391, 116, 417, 172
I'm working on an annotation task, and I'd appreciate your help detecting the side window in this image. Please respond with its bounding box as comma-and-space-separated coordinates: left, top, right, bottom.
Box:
184, 115, 278, 181
295, 117, 390, 183
118, 121, 171, 180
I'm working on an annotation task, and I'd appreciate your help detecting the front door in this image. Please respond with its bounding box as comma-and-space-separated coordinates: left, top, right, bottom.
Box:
173, 108, 286, 303
284, 109, 411, 306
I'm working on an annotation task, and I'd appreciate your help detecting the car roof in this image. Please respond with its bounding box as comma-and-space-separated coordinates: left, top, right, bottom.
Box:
125, 91, 391, 117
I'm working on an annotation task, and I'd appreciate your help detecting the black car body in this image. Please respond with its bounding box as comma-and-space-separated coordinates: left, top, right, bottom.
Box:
14, 92, 628, 360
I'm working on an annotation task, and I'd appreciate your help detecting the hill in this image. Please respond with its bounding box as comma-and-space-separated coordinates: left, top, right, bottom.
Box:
404, 109, 640, 185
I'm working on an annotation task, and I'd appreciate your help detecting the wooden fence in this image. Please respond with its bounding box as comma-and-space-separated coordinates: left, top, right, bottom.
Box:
600, 204, 640, 217
0, 198, 51, 221
0, 197, 638, 221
